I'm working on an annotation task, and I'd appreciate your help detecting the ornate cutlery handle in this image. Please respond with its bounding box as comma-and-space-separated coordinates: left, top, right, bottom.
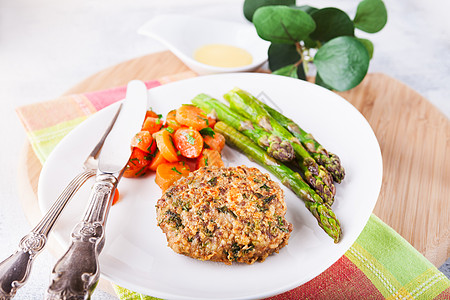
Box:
0, 170, 95, 300
0, 233, 46, 300
46, 173, 117, 300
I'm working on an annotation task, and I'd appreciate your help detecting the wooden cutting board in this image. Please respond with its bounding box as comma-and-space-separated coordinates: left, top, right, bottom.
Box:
18, 50, 449, 275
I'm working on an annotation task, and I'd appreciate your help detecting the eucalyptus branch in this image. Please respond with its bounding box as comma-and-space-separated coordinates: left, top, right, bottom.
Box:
246, 0, 387, 91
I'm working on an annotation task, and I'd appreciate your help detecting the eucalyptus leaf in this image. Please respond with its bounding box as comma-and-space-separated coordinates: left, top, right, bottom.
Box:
310, 8, 354, 43
357, 38, 374, 59
315, 73, 332, 90
253, 6, 316, 44
314, 36, 370, 91
272, 64, 299, 79
243, 0, 296, 22
291, 5, 318, 15
268, 43, 300, 71
354, 0, 387, 33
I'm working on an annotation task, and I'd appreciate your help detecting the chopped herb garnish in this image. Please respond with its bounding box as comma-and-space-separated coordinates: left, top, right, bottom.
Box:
254, 192, 263, 199
217, 206, 237, 218
135, 166, 147, 176
263, 194, 276, 205
278, 226, 290, 233
276, 216, 289, 232
260, 183, 270, 191
182, 201, 191, 211
207, 176, 218, 186
144, 152, 155, 160
165, 126, 175, 133
171, 167, 182, 175
129, 158, 139, 166
199, 127, 215, 138
204, 157, 209, 166
230, 242, 242, 260
197, 116, 208, 123
165, 210, 183, 229
157, 114, 163, 119
257, 204, 268, 212
253, 178, 261, 183
147, 140, 155, 153
182, 131, 196, 145
243, 243, 255, 254
277, 216, 284, 227
203, 228, 214, 237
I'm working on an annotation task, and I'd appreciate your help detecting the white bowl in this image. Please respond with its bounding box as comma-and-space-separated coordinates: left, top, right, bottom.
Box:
138, 14, 270, 75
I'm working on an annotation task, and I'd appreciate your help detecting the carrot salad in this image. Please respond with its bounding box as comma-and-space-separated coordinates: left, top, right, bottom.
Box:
119, 104, 225, 201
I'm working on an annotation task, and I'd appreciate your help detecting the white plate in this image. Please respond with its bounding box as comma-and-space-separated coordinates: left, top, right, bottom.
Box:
138, 14, 270, 75
38, 73, 382, 300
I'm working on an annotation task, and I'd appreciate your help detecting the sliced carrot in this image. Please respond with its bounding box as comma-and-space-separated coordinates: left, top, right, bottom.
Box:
154, 129, 179, 162
148, 150, 168, 171
155, 162, 190, 191
165, 109, 181, 131
146, 109, 159, 119
112, 189, 120, 205
207, 116, 216, 129
179, 156, 197, 172
175, 104, 210, 131
142, 116, 163, 134
123, 148, 151, 178
130, 131, 156, 153
196, 149, 224, 169
202, 131, 225, 152
173, 127, 203, 158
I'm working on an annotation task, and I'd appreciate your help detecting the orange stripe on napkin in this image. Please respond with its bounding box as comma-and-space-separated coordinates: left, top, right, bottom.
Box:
16, 94, 96, 132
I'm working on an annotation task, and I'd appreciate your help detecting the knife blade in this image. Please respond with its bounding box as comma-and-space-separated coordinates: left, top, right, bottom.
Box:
45, 80, 148, 300
98, 80, 148, 176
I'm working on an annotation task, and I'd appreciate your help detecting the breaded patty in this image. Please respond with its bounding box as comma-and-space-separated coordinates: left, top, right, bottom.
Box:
156, 165, 292, 264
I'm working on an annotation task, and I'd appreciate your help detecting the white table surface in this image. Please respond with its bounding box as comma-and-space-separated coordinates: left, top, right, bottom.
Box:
1, 0, 449, 299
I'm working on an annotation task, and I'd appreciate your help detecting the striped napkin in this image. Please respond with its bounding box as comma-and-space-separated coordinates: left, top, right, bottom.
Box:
16, 72, 450, 300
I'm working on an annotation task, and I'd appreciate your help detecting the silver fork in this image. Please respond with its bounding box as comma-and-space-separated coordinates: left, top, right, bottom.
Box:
0, 104, 123, 300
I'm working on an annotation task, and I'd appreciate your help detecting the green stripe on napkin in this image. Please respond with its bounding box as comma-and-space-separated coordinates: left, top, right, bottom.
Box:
27, 116, 87, 163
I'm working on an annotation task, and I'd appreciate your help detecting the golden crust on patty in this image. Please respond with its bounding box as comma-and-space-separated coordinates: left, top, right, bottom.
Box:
156, 165, 292, 264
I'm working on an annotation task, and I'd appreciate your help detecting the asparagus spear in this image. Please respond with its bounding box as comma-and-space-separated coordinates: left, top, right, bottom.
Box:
224, 88, 317, 173
193, 94, 335, 205
192, 94, 295, 162
255, 99, 345, 183
223, 88, 336, 203
214, 121, 342, 243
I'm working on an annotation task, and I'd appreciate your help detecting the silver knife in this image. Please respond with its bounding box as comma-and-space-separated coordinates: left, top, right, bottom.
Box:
45, 80, 148, 300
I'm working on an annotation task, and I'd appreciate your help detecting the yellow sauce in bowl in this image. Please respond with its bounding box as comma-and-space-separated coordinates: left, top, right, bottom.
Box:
194, 44, 253, 68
